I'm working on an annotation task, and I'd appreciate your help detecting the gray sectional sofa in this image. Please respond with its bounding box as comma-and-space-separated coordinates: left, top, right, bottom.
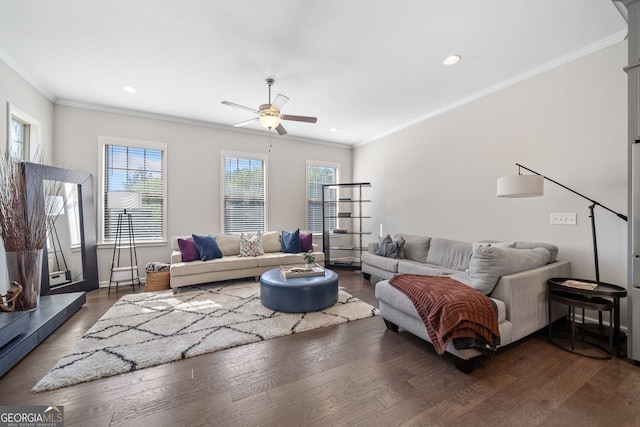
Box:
363, 234, 571, 372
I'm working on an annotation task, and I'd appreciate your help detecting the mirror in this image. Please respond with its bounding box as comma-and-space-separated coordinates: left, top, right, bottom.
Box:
24, 162, 98, 294
45, 183, 82, 287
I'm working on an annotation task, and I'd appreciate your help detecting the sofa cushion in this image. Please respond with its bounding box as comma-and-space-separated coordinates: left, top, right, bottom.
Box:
257, 252, 308, 267
466, 246, 551, 294
515, 242, 558, 263
171, 256, 259, 276
171, 235, 183, 251
397, 260, 459, 276
177, 237, 200, 262
376, 234, 405, 258
473, 241, 516, 250
362, 251, 400, 273
394, 234, 430, 262
212, 233, 241, 256
239, 232, 265, 257
261, 231, 281, 253
300, 232, 313, 252
426, 238, 473, 271
192, 234, 223, 261
281, 229, 301, 253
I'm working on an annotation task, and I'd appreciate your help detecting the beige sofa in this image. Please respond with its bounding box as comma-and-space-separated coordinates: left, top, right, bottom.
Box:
364, 234, 571, 372
170, 231, 325, 293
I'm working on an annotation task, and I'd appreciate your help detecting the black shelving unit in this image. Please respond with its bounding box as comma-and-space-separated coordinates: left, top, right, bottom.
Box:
322, 182, 371, 270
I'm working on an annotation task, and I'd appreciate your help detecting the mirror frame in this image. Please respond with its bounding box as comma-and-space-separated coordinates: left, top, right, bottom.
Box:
23, 162, 99, 294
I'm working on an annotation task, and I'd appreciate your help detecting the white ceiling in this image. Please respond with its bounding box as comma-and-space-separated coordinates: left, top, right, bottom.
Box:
0, 0, 628, 146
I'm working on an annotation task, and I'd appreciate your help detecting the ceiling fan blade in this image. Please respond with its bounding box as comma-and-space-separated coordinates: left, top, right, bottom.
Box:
281, 114, 317, 123
275, 123, 288, 135
233, 118, 259, 128
270, 94, 289, 111
221, 101, 259, 114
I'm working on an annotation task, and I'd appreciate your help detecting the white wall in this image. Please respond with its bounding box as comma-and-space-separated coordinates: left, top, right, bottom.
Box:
0, 40, 631, 326
0, 60, 54, 293
0, 61, 54, 162
354, 41, 629, 325
52, 105, 353, 284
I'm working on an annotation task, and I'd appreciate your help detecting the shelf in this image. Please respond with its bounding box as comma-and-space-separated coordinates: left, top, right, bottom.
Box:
322, 182, 370, 272
322, 182, 371, 189
324, 200, 371, 203
327, 259, 362, 271
325, 216, 371, 219
330, 232, 372, 235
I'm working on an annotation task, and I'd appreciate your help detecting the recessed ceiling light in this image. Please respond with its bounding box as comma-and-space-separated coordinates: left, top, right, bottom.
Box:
331, 127, 339, 132
443, 54, 461, 65
122, 86, 137, 94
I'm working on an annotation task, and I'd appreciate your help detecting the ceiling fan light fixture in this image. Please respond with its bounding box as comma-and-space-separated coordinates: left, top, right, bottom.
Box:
259, 110, 281, 129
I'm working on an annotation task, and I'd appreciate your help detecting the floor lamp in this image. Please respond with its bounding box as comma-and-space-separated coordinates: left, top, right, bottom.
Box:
108, 191, 142, 293
497, 163, 627, 282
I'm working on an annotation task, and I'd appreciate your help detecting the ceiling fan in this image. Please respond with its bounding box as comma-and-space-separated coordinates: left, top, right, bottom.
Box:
221, 78, 317, 136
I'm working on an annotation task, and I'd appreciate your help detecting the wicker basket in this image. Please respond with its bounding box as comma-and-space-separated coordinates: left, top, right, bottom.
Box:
145, 270, 170, 292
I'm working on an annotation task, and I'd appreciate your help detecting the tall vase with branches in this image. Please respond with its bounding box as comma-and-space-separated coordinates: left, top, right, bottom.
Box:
0, 152, 49, 311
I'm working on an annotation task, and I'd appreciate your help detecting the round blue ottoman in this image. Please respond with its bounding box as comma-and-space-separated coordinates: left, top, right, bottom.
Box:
260, 268, 339, 313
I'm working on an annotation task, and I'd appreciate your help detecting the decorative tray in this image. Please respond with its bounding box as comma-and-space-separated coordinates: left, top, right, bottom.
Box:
280, 264, 325, 279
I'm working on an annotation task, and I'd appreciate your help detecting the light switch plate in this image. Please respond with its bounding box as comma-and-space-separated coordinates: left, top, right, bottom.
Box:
550, 213, 577, 225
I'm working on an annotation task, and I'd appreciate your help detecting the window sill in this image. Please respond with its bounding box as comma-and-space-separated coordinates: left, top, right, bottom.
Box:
97, 240, 168, 250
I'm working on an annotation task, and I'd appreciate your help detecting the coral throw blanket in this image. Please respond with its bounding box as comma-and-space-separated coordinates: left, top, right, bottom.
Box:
388, 274, 500, 355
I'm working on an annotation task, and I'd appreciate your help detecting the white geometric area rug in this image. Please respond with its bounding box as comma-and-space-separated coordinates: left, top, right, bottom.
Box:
33, 281, 379, 392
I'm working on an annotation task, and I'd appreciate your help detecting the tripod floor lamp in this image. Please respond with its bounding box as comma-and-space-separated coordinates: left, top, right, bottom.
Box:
108, 191, 142, 294
497, 163, 627, 282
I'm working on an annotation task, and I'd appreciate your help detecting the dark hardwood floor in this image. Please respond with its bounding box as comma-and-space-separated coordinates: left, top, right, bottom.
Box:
1, 271, 639, 426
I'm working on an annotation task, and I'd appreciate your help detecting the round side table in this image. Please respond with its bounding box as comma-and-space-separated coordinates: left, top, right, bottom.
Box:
547, 277, 627, 358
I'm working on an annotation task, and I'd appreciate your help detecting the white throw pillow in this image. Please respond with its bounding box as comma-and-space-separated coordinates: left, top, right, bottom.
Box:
239, 232, 265, 257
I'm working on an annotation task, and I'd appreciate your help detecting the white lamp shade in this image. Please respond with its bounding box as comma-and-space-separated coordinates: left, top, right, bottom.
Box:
108, 191, 142, 210
46, 195, 64, 216
497, 175, 544, 197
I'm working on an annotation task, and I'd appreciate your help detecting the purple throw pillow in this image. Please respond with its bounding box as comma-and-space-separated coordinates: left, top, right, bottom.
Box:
178, 237, 200, 262
300, 233, 312, 252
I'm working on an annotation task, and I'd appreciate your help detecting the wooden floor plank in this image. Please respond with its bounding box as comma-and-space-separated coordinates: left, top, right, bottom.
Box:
1, 270, 640, 426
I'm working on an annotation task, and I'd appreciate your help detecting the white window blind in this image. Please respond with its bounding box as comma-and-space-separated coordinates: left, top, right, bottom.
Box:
103, 143, 165, 242
223, 154, 265, 233
307, 163, 338, 233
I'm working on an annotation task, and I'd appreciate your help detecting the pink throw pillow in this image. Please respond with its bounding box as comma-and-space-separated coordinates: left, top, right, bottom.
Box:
300, 233, 313, 252
178, 237, 200, 262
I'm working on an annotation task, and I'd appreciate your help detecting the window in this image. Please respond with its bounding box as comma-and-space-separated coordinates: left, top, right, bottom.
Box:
306, 162, 339, 233
222, 152, 266, 233
7, 104, 40, 161
9, 117, 28, 161
99, 137, 167, 243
